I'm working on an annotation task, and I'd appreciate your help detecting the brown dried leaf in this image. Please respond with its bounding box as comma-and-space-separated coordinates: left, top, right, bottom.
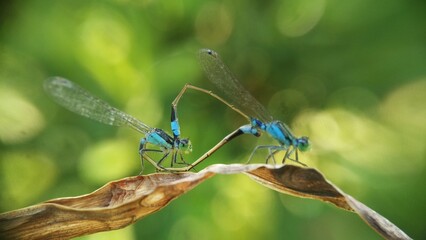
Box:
244, 165, 412, 240
0, 164, 411, 240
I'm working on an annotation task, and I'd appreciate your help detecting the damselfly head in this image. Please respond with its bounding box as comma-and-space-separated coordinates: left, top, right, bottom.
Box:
179, 138, 192, 154
297, 136, 310, 152
204, 49, 218, 57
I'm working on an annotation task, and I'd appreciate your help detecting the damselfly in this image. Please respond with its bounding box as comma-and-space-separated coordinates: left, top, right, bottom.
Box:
44, 77, 192, 172
173, 49, 310, 169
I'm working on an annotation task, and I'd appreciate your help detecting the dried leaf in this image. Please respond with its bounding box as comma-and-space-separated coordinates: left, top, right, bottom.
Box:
0, 164, 411, 240
244, 165, 411, 240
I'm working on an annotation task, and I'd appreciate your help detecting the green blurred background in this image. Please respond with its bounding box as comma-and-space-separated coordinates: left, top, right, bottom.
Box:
0, 0, 425, 239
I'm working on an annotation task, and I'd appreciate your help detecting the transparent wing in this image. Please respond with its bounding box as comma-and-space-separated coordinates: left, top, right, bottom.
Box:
198, 49, 273, 122
44, 77, 152, 134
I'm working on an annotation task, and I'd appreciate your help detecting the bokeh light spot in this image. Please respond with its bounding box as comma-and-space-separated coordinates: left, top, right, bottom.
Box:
0, 86, 45, 144
307, 110, 342, 151
380, 79, 426, 139
79, 9, 131, 65
0, 151, 56, 211
77, 8, 146, 102
195, 3, 233, 46
79, 139, 138, 184
276, 0, 325, 37
305, 108, 424, 175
